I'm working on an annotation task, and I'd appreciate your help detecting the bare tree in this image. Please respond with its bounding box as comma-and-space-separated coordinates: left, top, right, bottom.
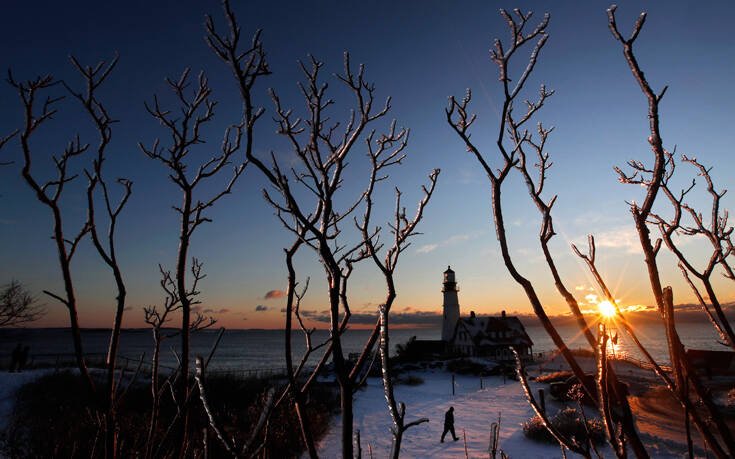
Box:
447, 5, 735, 458
143, 260, 215, 459
0, 130, 18, 166
61, 53, 133, 458
650, 152, 735, 349
446, 9, 648, 456
139, 65, 248, 452
0, 280, 46, 327
357, 136, 438, 458
9, 71, 96, 392
208, 4, 439, 453
607, 5, 735, 456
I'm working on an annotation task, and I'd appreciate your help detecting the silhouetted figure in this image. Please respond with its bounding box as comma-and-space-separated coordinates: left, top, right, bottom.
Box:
17, 346, 29, 372
440, 406, 459, 442
9, 343, 22, 372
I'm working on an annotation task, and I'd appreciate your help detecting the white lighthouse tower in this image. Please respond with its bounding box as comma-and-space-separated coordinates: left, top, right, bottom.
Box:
441, 266, 460, 342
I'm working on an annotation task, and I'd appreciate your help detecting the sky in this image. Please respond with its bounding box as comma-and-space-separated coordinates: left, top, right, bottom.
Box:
1, 1, 734, 330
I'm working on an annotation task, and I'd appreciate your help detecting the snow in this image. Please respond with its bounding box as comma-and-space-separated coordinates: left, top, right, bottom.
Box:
0, 361, 703, 458
314, 370, 576, 458
0, 369, 49, 431
312, 364, 696, 458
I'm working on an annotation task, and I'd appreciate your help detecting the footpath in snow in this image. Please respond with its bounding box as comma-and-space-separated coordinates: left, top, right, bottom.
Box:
315, 370, 575, 458
313, 367, 692, 458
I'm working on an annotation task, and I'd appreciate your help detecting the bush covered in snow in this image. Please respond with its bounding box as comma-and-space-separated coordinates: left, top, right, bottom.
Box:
536, 371, 573, 383
522, 408, 605, 446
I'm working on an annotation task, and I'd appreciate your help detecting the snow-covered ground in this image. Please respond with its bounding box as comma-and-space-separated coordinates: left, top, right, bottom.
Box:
0, 369, 50, 431
313, 366, 694, 458
0, 363, 709, 458
315, 370, 576, 458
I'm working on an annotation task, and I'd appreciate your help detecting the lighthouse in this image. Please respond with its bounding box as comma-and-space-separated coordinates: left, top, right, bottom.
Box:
441, 266, 460, 341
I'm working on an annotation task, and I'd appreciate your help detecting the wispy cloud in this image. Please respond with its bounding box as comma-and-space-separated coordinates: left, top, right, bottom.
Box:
264, 289, 286, 300
255, 305, 267, 312
416, 231, 485, 255
416, 244, 438, 254
457, 168, 481, 185
575, 226, 641, 254
445, 234, 470, 244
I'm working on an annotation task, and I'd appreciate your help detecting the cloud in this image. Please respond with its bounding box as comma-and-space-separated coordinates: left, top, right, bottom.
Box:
457, 168, 481, 185
584, 226, 641, 254
203, 308, 214, 313
416, 231, 485, 255
264, 289, 286, 300
255, 305, 268, 312
242, 316, 248, 320
218, 308, 230, 314
416, 244, 438, 254
445, 234, 471, 244
574, 285, 586, 291
538, 302, 735, 326
123, 306, 133, 312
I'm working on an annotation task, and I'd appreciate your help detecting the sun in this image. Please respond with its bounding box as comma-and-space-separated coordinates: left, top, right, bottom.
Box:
598, 300, 617, 318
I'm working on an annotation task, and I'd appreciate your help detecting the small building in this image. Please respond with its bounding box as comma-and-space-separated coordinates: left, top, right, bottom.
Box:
442, 266, 533, 360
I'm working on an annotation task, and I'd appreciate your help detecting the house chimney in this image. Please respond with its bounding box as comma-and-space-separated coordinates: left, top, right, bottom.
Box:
501, 310, 506, 318
470, 311, 476, 318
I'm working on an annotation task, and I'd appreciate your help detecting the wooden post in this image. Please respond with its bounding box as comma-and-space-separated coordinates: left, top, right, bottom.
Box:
538, 388, 545, 414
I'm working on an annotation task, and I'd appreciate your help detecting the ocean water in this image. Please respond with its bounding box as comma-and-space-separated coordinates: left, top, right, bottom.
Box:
0, 321, 727, 372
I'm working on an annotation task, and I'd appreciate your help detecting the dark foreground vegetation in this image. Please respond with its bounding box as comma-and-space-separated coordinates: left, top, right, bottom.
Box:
0, 371, 338, 458
523, 408, 605, 446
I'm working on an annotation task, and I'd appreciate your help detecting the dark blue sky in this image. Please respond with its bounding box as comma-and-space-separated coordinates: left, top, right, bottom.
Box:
2, 1, 734, 328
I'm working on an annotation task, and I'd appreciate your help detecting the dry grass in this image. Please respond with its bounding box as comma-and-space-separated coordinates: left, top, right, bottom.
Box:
0, 370, 338, 458
535, 371, 573, 383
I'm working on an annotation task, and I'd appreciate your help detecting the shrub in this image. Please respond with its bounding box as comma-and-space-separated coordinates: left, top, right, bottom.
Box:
446, 358, 489, 375
0, 370, 339, 458
536, 371, 573, 383
395, 375, 424, 386
523, 408, 605, 446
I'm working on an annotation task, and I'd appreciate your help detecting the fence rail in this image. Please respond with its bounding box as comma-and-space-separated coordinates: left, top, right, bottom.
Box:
1, 352, 300, 380
533, 347, 672, 373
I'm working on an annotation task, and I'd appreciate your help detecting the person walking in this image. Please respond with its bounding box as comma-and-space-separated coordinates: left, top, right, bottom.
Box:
440, 406, 459, 442
18, 346, 29, 372
9, 343, 21, 372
